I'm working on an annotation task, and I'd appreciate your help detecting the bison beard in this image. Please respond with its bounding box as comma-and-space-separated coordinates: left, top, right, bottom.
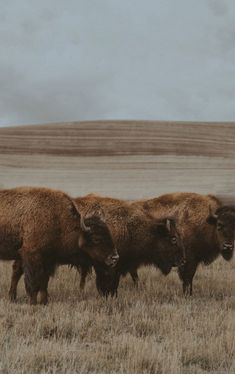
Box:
94, 258, 173, 297
93, 243, 176, 297
94, 265, 120, 297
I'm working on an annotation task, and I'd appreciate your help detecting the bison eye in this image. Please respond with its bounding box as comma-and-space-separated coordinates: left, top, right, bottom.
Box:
92, 238, 101, 245
171, 237, 177, 245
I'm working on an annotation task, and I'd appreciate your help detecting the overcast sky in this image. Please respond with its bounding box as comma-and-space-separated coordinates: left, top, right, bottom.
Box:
0, 0, 235, 126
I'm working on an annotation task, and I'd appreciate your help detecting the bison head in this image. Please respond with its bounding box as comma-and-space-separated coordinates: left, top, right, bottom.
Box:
207, 206, 235, 261
152, 218, 186, 269
78, 215, 119, 267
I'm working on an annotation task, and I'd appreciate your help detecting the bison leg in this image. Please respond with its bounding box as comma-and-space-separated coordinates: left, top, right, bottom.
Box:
21, 249, 48, 305
129, 269, 139, 286
79, 271, 87, 291
39, 290, 48, 305
24, 282, 38, 305
178, 260, 198, 296
79, 264, 92, 291
39, 275, 49, 305
9, 259, 23, 302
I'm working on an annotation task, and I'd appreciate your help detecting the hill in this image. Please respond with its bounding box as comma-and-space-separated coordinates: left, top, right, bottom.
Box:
0, 120, 234, 202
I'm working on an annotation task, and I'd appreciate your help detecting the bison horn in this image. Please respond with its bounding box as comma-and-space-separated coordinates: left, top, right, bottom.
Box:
97, 208, 106, 222
80, 215, 91, 232
166, 219, 171, 232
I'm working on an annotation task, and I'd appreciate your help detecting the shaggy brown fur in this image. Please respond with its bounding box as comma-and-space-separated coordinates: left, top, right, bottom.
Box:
132, 192, 235, 295
1, 187, 117, 304
73, 194, 185, 296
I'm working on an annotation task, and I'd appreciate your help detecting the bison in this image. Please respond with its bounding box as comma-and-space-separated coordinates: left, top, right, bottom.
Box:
0, 187, 117, 304
71, 194, 185, 296
131, 192, 235, 295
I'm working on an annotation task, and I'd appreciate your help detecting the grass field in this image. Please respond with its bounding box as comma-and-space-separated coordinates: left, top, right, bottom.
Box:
0, 121, 234, 373
0, 259, 234, 374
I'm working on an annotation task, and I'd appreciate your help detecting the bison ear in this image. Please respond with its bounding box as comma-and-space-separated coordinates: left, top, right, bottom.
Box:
78, 233, 87, 249
152, 220, 168, 236
206, 215, 217, 225
206, 207, 218, 225
70, 202, 81, 219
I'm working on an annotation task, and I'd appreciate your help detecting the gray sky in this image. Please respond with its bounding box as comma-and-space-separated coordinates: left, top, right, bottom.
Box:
1, 0, 235, 126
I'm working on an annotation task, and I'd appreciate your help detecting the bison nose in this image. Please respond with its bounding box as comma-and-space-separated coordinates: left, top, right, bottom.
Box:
105, 254, 119, 267
111, 254, 119, 266
223, 242, 233, 251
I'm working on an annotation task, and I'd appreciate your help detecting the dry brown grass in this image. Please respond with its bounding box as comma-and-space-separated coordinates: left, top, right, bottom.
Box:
0, 259, 234, 374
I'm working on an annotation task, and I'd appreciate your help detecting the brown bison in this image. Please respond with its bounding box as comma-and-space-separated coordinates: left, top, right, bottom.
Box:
131, 192, 235, 295
71, 194, 185, 296
0, 187, 117, 304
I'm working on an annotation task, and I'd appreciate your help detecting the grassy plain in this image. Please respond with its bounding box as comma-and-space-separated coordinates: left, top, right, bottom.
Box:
0, 259, 234, 374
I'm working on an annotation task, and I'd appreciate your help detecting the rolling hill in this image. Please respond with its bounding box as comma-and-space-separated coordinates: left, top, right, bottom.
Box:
0, 120, 234, 202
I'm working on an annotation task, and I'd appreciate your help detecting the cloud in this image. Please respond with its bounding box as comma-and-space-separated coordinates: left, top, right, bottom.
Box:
207, 0, 229, 17
1, 0, 235, 126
